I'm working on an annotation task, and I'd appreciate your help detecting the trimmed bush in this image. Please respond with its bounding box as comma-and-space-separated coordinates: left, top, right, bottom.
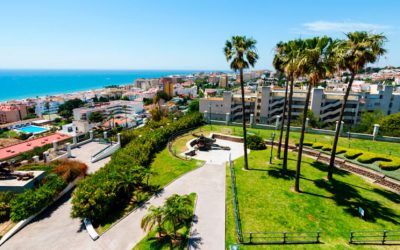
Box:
71, 113, 204, 222
247, 135, 266, 150
344, 150, 363, 160
295, 141, 313, 147
379, 159, 400, 171
356, 152, 391, 164
10, 174, 67, 222
311, 143, 324, 149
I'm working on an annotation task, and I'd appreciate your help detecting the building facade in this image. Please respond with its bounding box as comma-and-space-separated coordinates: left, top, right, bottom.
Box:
73, 100, 144, 122
199, 85, 400, 126
0, 104, 28, 124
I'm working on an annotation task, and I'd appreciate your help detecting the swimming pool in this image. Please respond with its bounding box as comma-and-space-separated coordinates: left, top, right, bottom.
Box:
16, 125, 49, 134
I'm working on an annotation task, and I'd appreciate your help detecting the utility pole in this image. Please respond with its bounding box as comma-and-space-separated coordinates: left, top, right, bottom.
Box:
269, 132, 276, 164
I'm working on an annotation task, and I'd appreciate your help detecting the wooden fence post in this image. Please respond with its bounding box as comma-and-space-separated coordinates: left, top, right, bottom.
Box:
349, 231, 353, 243
249, 232, 253, 244
283, 232, 287, 244
316, 231, 320, 243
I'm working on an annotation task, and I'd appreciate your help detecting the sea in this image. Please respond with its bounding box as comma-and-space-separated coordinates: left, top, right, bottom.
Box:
0, 70, 198, 102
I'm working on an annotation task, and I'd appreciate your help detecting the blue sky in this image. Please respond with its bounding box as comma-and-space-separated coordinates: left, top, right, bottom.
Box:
0, 0, 399, 70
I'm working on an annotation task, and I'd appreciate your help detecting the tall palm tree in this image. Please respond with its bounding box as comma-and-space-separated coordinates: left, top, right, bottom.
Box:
279, 39, 304, 172
273, 42, 289, 160
294, 37, 336, 192
224, 36, 259, 170
327, 31, 386, 180
141, 205, 165, 238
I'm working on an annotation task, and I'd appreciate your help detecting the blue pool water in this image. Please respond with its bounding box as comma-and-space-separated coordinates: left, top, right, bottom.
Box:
16, 125, 49, 134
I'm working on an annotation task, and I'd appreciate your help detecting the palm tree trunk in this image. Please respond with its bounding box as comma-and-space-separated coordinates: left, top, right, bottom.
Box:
240, 68, 249, 170
283, 79, 294, 171
328, 73, 355, 180
277, 80, 289, 159
295, 84, 312, 192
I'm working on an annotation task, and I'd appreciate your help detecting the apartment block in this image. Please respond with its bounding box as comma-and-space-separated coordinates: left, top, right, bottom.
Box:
0, 104, 28, 124
199, 85, 400, 125
73, 100, 143, 122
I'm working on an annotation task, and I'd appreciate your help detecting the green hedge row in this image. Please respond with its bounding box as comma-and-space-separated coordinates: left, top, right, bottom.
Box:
71, 113, 204, 222
10, 174, 67, 222
298, 141, 400, 171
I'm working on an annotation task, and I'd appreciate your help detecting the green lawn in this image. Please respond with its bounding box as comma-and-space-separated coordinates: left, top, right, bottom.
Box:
202, 124, 400, 158
149, 148, 204, 188
226, 149, 400, 250
133, 193, 197, 250
96, 147, 203, 234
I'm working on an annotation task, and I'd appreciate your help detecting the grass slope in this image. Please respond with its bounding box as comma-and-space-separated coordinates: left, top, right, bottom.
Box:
226, 149, 400, 250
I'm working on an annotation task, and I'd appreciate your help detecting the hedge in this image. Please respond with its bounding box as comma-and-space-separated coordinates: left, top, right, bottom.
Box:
356, 152, 392, 164
311, 143, 324, 149
71, 112, 204, 222
10, 174, 67, 222
379, 159, 400, 171
344, 149, 363, 160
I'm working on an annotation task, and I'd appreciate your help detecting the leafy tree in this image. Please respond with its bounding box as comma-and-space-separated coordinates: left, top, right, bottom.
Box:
187, 99, 199, 113
88, 111, 104, 123
328, 31, 387, 181
58, 98, 84, 118
354, 110, 384, 133
224, 36, 259, 170
380, 112, 400, 137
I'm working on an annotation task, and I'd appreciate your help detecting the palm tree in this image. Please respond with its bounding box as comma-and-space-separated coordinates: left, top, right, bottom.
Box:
224, 36, 259, 170
294, 37, 336, 192
163, 194, 192, 238
277, 39, 304, 171
141, 205, 165, 238
273, 42, 289, 160
327, 31, 387, 181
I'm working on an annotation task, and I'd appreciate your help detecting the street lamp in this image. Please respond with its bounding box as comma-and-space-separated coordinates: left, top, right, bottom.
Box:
269, 132, 276, 164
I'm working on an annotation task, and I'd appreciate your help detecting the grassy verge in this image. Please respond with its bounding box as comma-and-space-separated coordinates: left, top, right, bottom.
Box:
133, 193, 197, 250
96, 148, 203, 234
226, 149, 400, 250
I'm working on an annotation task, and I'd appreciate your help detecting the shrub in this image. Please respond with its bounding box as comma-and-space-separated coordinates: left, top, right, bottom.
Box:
53, 160, 88, 182
0, 192, 15, 222
344, 150, 363, 159
311, 143, 324, 149
247, 135, 266, 150
356, 152, 391, 164
71, 112, 204, 222
10, 174, 67, 222
321, 145, 332, 151
379, 159, 400, 171
295, 141, 313, 147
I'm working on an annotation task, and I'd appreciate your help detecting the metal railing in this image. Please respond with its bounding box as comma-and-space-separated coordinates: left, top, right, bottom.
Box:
242, 231, 321, 244
228, 155, 321, 245
349, 230, 400, 244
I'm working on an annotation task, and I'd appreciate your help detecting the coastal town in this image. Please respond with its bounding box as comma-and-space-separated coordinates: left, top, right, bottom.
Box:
1, 1, 400, 250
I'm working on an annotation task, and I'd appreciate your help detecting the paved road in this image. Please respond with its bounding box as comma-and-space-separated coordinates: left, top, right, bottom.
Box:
2, 142, 111, 250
